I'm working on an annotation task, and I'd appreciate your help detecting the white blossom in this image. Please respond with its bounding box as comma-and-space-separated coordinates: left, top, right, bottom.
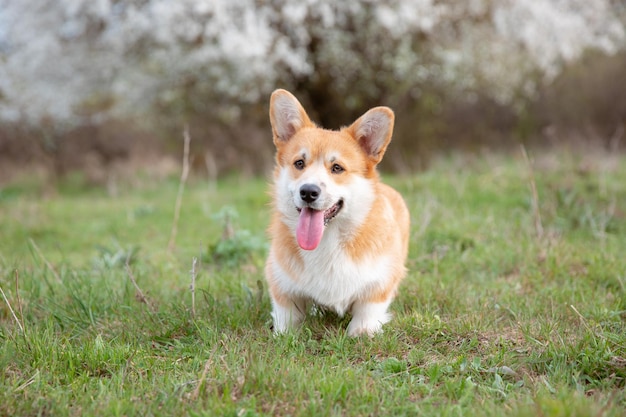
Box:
0, 0, 623, 126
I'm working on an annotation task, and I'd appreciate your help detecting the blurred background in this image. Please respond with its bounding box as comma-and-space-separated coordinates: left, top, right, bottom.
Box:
1, 0, 625, 186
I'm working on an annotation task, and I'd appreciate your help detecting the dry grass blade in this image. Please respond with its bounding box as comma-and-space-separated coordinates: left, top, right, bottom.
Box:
0, 284, 24, 333
190, 257, 197, 318
29, 238, 61, 283
190, 357, 213, 401
521, 145, 544, 239
14, 371, 39, 392
168, 126, 192, 251
570, 304, 604, 341
125, 262, 156, 314
14, 269, 26, 335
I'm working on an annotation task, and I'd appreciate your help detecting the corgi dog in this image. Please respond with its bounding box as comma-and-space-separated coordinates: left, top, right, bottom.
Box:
265, 89, 410, 336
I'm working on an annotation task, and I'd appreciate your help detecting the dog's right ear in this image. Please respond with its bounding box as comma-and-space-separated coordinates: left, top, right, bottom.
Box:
269, 89, 313, 146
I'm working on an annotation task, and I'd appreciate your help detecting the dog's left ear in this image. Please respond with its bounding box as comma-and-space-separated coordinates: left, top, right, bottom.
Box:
348, 107, 395, 164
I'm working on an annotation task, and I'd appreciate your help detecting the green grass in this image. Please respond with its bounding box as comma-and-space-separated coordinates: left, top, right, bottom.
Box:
1, 149, 625, 416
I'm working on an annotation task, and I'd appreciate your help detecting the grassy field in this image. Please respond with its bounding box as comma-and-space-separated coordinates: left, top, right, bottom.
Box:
1, 149, 625, 416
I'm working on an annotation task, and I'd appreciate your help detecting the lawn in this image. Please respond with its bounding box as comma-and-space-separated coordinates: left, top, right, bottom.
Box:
1, 148, 625, 416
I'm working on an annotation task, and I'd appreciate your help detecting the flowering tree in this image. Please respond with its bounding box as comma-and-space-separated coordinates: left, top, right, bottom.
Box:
0, 0, 624, 128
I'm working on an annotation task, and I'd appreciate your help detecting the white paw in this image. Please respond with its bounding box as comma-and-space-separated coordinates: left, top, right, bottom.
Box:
347, 301, 392, 337
347, 318, 386, 337
271, 299, 306, 334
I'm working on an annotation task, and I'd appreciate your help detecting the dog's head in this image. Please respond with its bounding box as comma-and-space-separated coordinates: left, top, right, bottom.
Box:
269, 89, 395, 251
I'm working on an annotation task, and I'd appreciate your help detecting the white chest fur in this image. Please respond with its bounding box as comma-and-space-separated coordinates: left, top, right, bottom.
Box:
271, 225, 392, 316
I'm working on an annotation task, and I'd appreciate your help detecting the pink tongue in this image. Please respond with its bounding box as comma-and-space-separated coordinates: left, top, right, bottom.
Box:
296, 207, 325, 250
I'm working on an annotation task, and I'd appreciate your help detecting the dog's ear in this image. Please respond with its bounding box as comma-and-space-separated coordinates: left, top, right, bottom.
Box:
269, 89, 313, 145
348, 107, 395, 164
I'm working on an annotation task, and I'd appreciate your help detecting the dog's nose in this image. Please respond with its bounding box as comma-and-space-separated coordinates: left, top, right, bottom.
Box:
300, 184, 321, 204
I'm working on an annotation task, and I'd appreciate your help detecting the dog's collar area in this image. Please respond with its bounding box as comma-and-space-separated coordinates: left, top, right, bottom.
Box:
296, 199, 344, 226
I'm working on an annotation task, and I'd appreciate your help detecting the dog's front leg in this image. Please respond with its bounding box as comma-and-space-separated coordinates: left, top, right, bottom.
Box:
270, 295, 307, 334
347, 299, 393, 337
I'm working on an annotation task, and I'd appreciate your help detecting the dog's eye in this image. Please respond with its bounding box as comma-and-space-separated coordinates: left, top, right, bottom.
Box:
331, 163, 344, 174
294, 159, 305, 170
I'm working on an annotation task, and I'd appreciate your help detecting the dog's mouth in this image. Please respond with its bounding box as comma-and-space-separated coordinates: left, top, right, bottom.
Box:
295, 199, 343, 251
297, 199, 343, 226
323, 199, 344, 226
